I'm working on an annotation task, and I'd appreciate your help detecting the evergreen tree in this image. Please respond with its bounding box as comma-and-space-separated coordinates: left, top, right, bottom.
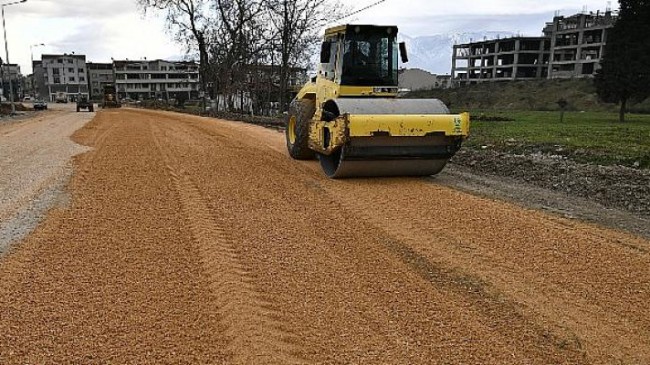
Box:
595, 0, 650, 122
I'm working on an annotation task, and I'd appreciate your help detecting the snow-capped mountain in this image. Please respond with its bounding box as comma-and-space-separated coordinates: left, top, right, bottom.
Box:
399, 31, 516, 75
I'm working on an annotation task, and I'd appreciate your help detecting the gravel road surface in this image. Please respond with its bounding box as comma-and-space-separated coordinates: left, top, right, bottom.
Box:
0, 108, 648, 364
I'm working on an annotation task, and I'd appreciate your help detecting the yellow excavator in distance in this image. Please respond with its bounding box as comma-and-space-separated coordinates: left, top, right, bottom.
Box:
286, 24, 469, 178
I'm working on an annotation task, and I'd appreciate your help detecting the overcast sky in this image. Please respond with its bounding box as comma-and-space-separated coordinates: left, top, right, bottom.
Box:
6, 0, 616, 74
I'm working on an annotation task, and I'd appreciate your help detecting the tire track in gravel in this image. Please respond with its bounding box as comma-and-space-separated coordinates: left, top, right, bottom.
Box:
302, 178, 589, 361
150, 120, 308, 365
112, 109, 649, 364
7, 107, 643, 364
319, 178, 650, 364
1, 110, 230, 364
132, 109, 588, 364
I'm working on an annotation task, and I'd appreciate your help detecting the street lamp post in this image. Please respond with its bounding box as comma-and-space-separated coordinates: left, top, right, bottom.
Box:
30, 42, 44, 98
2, 0, 27, 115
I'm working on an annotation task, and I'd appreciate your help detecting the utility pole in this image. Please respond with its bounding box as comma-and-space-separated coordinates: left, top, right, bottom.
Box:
2, 0, 27, 114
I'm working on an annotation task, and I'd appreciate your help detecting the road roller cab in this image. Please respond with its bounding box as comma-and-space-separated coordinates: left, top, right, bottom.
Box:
286, 24, 469, 178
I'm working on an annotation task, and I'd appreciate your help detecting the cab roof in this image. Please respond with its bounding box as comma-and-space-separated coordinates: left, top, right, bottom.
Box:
324, 24, 399, 37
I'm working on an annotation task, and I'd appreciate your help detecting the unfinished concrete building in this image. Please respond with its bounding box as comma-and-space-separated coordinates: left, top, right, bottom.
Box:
451, 9, 617, 85
546, 10, 617, 78
451, 37, 550, 86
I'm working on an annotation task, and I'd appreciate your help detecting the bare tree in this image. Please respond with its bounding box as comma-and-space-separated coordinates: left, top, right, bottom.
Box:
137, 0, 345, 115
265, 0, 342, 112
137, 0, 212, 102
210, 0, 267, 111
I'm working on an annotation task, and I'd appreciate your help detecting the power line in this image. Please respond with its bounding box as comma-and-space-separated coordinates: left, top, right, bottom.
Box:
335, 0, 389, 22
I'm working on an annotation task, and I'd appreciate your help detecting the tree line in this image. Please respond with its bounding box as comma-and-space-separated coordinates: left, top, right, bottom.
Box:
137, 0, 344, 116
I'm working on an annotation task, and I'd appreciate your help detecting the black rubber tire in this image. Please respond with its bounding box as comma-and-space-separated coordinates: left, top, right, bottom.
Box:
285, 99, 316, 160
89, 106, 94, 112
76, 106, 80, 112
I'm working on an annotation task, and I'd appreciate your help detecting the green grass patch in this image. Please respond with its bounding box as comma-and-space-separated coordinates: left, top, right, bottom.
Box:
462, 111, 650, 168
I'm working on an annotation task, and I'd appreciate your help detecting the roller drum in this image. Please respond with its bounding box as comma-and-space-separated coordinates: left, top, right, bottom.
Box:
318, 98, 458, 178
320, 154, 448, 178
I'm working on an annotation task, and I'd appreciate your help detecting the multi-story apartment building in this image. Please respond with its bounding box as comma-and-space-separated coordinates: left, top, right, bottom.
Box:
0, 63, 22, 101
33, 54, 89, 102
113, 59, 200, 101
451, 37, 550, 85
546, 10, 617, 78
451, 9, 617, 85
87, 62, 115, 101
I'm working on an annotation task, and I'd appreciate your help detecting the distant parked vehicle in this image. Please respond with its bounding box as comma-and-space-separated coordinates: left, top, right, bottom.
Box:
23, 96, 32, 102
55, 92, 68, 103
33, 100, 48, 110
76, 96, 94, 112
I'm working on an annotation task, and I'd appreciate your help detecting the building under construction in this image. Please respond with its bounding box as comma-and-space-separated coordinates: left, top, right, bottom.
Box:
546, 10, 617, 79
451, 9, 617, 85
451, 37, 550, 84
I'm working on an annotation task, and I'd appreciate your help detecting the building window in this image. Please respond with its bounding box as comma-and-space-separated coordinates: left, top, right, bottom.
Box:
80, 77, 85, 82
53, 68, 60, 75
67, 59, 73, 63
69, 77, 75, 82
78, 68, 84, 73
54, 77, 61, 84
57, 59, 63, 63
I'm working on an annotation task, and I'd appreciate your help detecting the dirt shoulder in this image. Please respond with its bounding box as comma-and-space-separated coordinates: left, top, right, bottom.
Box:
438, 162, 650, 239
449, 148, 650, 235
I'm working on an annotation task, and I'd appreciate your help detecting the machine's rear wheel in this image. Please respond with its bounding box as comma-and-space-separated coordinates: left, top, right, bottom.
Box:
285, 99, 315, 160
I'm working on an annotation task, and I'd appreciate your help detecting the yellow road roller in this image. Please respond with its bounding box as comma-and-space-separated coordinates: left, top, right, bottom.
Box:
286, 24, 469, 178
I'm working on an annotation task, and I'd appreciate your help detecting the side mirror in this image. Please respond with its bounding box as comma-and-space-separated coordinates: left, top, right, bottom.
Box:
399, 42, 409, 63
320, 41, 331, 63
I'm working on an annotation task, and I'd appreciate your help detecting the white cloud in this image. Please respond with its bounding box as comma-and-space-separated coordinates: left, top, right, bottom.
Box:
18, 0, 135, 18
